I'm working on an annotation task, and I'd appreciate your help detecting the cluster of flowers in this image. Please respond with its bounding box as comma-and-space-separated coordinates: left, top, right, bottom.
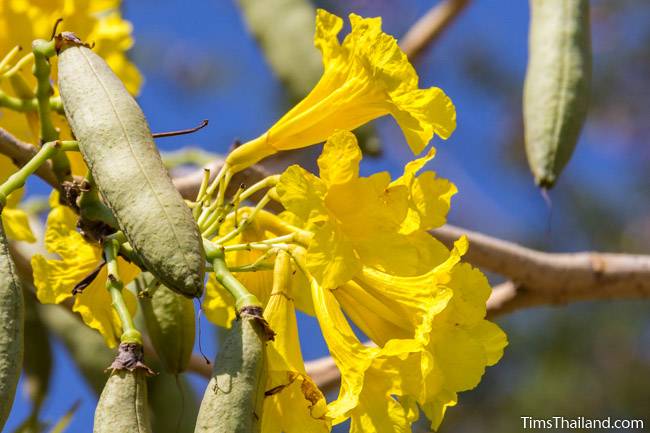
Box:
0, 4, 506, 432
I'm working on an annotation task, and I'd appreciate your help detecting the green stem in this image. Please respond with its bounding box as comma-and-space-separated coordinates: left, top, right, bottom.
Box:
212, 192, 271, 243
223, 242, 290, 253
0, 46, 22, 73
204, 240, 261, 311
103, 239, 141, 345
2, 52, 34, 77
78, 172, 118, 227
192, 168, 211, 219
239, 175, 280, 202
199, 183, 245, 236
0, 91, 61, 112
0, 140, 62, 207
118, 241, 147, 270
32, 39, 70, 183
0, 92, 37, 111
228, 262, 275, 272
197, 166, 231, 229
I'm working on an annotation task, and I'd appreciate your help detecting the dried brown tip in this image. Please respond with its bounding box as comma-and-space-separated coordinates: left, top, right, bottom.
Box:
54, 31, 92, 53
240, 305, 276, 341
107, 342, 155, 375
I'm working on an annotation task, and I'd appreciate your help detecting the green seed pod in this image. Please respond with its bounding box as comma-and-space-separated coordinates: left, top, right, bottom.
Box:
148, 371, 199, 433
194, 314, 267, 433
523, 0, 591, 188
138, 273, 195, 374
0, 221, 24, 430
57, 42, 205, 297
94, 370, 152, 433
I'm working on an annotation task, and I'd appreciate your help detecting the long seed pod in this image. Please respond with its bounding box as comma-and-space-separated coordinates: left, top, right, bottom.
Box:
0, 220, 24, 430
56, 36, 205, 297
194, 311, 268, 433
94, 370, 151, 433
138, 273, 195, 374
523, 0, 591, 188
94, 344, 153, 433
148, 371, 199, 433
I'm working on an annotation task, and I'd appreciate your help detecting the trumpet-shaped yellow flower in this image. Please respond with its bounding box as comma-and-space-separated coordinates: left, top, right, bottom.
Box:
0, 154, 34, 242
262, 253, 330, 433
0, 0, 141, 142
31, 194, 139, 347
225, 9, 456, 172
309, 238, 506, 432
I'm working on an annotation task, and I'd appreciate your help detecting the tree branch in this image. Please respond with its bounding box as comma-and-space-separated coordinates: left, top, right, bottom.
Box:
399, 0, 471, 60
432, 224, 650, 316
0, 128, 59, 190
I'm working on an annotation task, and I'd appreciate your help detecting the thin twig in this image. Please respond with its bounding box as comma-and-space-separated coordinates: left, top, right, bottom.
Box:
399, 0, 471, 60
152, 119, 209, 139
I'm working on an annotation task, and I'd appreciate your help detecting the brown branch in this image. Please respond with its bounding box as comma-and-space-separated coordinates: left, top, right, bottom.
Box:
399, 0, 471, 60
0, 128, 59, 190
432, 224, 650, 316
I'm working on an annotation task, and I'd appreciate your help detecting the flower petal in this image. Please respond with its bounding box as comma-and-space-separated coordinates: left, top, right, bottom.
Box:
1, 207, 35, 242
307, 219, 361, 290
72, 260, 139, 348
317, 130, 362, 186
204, 274, 236, 328
314, 9, 344, 67
390, 87, 456, 154
277, 165, 327, 223
263, 270, 330, 433
32, 207, 100, 305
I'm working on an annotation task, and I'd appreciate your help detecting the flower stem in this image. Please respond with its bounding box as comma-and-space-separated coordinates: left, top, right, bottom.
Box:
0, 140, 75, 208
204, 240, 261, 311
78, 172, 118, 227
0, 91, 38, 111
212, 192, 272, 244
2, 52, 34, 78
103, 239, 141, 345
192, 168, 211, 219
0, 46, 23, 73
32, 39, 70, 183
0, 91, 61, 112
239, 175, 280, 202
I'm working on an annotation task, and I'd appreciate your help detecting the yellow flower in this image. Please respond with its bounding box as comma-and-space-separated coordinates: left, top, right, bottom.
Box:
275, 131, 506, 430
0, 0, 142, 143
0, 154, 34, 242
309, 238, 506, 432
225, 9, 456, 172
261, 252, 330, 433
31, 194, 139, 348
